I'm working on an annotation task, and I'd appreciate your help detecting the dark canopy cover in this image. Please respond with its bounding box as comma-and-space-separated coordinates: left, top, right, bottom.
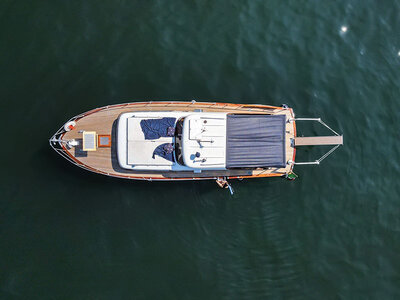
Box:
226, 114, 286, 168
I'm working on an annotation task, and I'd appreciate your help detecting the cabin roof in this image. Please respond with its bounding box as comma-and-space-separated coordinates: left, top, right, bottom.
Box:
181, 114, 227, 169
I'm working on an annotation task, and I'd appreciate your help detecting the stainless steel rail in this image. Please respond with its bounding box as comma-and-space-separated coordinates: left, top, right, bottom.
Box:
289, 118, 343, 166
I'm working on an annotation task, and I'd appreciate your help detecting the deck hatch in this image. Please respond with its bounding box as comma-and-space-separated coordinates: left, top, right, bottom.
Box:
82, 131, 97, 151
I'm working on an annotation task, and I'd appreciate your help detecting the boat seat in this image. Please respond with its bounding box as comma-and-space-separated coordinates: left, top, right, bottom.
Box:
127, 118, 146, 140
127, 140, 173, 166
117, 112, 184, 170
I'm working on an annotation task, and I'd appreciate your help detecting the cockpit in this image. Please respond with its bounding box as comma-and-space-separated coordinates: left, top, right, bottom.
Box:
174, 118, 185, 165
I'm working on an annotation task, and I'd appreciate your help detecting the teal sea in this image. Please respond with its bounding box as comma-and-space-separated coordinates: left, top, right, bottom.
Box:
1, 0, 400, 299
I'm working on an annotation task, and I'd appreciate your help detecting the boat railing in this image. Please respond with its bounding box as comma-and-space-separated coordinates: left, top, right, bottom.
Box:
68, 100, 283, 117
49, 113, 88, 169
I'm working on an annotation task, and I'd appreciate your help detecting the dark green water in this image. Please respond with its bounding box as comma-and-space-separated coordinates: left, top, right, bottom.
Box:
1, 0, 400, 299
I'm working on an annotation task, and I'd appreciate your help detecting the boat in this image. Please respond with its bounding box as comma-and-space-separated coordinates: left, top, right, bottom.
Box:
49, 101, 343, 192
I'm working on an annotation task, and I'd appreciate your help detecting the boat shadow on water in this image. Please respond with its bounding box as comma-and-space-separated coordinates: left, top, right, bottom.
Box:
73, 138, 87, 158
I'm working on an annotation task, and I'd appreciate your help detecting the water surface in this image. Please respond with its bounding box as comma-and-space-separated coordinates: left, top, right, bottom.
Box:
1, 0, 400, 299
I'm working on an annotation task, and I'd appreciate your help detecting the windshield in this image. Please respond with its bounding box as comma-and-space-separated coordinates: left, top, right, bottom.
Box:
174, 118, 185, 165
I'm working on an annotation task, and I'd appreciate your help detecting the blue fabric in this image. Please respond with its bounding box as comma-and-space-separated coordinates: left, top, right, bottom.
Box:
140, 117, 176, 140
152, 143, 175, 162
226, 114, 286, 168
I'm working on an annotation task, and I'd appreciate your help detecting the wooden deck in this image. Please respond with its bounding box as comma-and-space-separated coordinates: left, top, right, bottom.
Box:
294, 136, 343, 146
59, 101, 296, 180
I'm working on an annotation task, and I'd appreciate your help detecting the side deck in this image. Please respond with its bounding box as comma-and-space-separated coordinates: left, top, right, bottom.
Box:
56, 101, 296, 180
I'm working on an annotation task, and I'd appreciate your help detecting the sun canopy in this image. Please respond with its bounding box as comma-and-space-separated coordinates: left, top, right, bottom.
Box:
226, 114, 286, 168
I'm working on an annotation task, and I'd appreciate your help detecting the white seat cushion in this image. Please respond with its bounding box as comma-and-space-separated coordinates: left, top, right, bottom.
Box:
127, 140, 173, 166
127, 118, 145, 141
